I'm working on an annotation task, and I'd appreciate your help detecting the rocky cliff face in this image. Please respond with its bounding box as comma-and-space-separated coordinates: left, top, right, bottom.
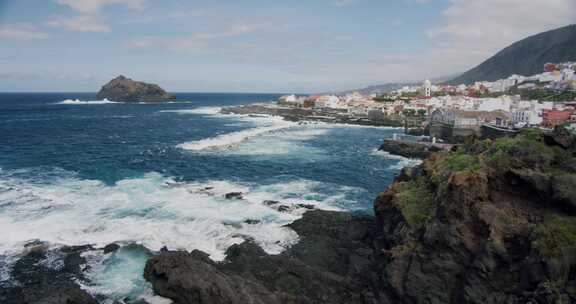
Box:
96, 75, 175, 102
144, 127, 576, 304
374, 126, 576, 303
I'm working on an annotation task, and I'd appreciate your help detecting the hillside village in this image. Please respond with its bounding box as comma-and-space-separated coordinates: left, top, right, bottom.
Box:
274, 62, 576, 142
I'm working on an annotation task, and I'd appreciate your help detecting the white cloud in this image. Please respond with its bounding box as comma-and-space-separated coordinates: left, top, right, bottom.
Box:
51, 0, 146, 33
0, 24, 50, 40
333, 0, 357, 8
127, 23, 264, 53
54, 0, 146, 14
47, 15, 111, 32
428, 0, 576, 64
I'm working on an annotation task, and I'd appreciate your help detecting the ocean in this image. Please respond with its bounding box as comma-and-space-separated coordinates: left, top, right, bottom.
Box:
0, 92, 420, 302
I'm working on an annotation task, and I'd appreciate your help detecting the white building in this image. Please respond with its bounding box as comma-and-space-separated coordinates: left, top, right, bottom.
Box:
477, 96, 513, 112
315, 95, 341, 109
424, 79, 432, 97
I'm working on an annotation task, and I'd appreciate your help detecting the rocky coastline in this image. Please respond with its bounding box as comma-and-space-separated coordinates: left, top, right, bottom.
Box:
378, 138, 451, 159
144, 126, 576, 304
3, 127, 576, 304
221, 104, 405, 127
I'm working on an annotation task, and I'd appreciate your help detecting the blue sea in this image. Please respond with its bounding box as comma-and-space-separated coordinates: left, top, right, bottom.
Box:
0, 92, 419, 302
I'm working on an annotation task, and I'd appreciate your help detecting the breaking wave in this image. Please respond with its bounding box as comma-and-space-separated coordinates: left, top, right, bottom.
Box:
0, 169, 349, 261
160, 107, 222, 115
371, 149, 423, 170
178, 118, 296, 151
55, 99, 119, 105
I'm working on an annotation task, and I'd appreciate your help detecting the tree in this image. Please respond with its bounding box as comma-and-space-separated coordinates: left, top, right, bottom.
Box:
403, 109, 416, 117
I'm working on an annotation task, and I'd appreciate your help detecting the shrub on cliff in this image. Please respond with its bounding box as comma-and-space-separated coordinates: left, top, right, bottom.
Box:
533, 215, 576, 258
394, 179, 436, 230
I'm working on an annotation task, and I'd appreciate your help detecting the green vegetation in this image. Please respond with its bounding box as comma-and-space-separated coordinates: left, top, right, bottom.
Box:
400, 91, 421, 99
520, 89, 576, 102
395, 180, 436, 230
441, 151, 483, 173
533, 215, 576, 257
373, 95, 396, 102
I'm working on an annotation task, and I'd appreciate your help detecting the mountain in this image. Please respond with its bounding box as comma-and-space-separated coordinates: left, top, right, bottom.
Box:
448, 24, 576, 85
339, 82, 416, 95
96, 75, 176, 102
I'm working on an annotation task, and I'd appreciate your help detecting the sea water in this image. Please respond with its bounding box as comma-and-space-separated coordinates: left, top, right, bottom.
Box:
0, 92, 420, 302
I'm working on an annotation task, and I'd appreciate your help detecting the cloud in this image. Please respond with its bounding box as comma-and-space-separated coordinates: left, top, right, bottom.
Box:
127, 23, 264, 53
428, 0, 576, 60
51, 0, 146, 33
333, 0, 357, 8
54, 0, 146, 14
47, 15, 110, 32
0, 24, 50, 40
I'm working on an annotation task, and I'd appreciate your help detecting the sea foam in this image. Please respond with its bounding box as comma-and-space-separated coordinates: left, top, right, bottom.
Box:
371, 149, 423, 170
160, 107, 222, 115
0, 170, 347, 261
0, 168, 358, 301
56, 99, 119, 105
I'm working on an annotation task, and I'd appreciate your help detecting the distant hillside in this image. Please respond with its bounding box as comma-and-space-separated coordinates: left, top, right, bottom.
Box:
448, 24, 576, 85
339, 82, 415, 95
339, 75, 457, 95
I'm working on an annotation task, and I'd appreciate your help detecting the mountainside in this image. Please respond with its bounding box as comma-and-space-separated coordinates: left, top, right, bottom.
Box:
448, 24, 576, 85
96, 75, 175, 102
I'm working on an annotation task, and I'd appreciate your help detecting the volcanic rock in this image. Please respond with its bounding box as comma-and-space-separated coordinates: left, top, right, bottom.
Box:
96, 75, 176, 102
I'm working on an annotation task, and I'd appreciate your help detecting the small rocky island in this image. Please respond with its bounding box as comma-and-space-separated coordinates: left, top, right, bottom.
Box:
96, 75, 176, 102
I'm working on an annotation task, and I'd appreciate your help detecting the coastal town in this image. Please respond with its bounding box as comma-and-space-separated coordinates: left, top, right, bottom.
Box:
224, 62, 576, 143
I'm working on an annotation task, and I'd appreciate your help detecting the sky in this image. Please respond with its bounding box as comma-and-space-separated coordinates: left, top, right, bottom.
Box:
0, 0, 575, 93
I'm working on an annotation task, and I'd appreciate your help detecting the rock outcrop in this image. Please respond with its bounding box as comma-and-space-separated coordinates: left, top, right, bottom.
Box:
144, 127, 576, 304
96, 75, 176, 102
373, 127, 576, 303
379, 139, 444, 158
0, 243, 98, 304
144, 210, 380, 304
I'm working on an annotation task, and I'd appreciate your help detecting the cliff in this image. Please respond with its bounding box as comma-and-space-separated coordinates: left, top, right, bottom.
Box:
96, 75, 175, 102
144, 127, 576, 303
374, 126, 576, 303
448, 24, 576, 85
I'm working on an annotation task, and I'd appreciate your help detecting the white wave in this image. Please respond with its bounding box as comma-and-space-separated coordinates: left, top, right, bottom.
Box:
0, 170, 355, 261
226, 127, 329, 157
55, 98, 119, 105
160, 107, 222, 115
178, 120, 296, 151
371, 149, 423, 170
0, 167, 365, 301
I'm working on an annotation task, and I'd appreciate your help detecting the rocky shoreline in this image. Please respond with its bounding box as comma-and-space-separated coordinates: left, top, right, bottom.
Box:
221, 104, 405, 127
143, 126, 576, 304
3, 127, 576, 304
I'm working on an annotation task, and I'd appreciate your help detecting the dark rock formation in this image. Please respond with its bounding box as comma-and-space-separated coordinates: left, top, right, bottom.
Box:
373, 129, 576, 303
379, 139, 442, 158
144, 210, 380, 304
448, 24, 576, 84
0, 243, 98, 304
96, 75, 176, 102
144, 128, 576, 304
224, 192, 243, 200
103, 243, 121, 254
